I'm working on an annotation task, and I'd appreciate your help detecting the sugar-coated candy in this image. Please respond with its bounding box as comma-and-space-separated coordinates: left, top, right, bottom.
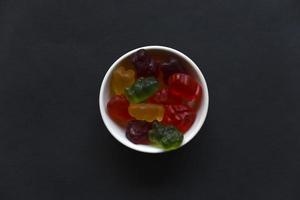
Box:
168, 73, 201, 100
132, 49, 159, 78
107, 95, 133, 124
111, 66, 135, 95
128, 103, 165, 122
126, 120, 152, 144
148, 88, 182, 105
148, 121, 183, 150
162, 104, 196, 133
160, 57, 187, 82
125, 77, 159, 103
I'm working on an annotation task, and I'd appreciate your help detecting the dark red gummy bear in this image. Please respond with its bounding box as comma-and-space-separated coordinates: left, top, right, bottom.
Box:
160, 57, 187, 83
148, 88, 182, 105
168, 73, 202, 101
126, 120, 152, 144
132, 49, 159, 78
107, 95, 133, 124
162, 105, 196, 133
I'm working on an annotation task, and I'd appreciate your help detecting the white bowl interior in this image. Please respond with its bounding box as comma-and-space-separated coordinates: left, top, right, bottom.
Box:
99, 46, 209, 153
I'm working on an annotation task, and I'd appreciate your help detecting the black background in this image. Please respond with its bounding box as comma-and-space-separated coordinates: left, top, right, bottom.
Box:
0, 0, 299, 199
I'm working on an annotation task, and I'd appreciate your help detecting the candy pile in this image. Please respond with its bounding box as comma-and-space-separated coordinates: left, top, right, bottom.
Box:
107, 49, 202, 150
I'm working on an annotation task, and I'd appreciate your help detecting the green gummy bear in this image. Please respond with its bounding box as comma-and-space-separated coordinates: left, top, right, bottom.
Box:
149, 121, 183, 151
125, 77, 159, 103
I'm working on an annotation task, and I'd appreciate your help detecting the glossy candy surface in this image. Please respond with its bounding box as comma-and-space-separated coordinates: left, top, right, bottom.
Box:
126, 120, 152, 144
162, 104, 196, 133
107, 95, 132, 124
128, 103, 165, 122
111, 66, 135, 95
148, 121, 183, 150
168, 73, 201, 100
148, 88, 182, 105
107, 49, 203, 150
132, 49, 159, 78
125, 77, 159, 103
160, 57, 187, 82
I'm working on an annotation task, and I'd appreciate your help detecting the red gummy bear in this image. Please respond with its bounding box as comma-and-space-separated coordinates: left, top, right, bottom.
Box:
168, 73, 201, 101
107, 95, 133, 124
148, 88, 182, 105
162, 104, 196, 133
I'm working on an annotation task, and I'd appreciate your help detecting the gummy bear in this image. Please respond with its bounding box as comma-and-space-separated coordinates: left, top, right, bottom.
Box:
160, 57, 187, 83
168, 73, 201, 100
126, 120, 152, 144
128, 103, 165, 122
148, 121, 183, 150
125, 77, 159, 103
132, 49, 159, 78
111, 66, 136, 95
148, 88, 183, 105
107, 95, 133, 124
162, 104, 196, 133
186, 97, 201, 110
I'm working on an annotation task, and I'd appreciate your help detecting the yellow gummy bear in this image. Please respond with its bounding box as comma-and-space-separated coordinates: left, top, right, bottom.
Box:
111, 66, 136, 95
128, 103, 165, 122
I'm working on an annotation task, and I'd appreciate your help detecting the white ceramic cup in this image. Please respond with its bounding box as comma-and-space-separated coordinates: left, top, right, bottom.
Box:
99, 46, 209, 153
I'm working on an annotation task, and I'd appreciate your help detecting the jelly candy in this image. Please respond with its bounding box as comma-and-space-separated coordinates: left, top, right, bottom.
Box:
126, 120, 152, 144
107, 95, 133, 124
128, 103, 165, 122
106, 50, 203, 149
148, 121, 183, 150
148, 88, 182, 105
162, 104, 196, 133
157, 70, 167, 88
168, 73, 201, 100
186, 97, 201, 109
160, 57, 187, 82
125, 77, 159, 103
111, 66, 135, 95
132, 49, 159, 78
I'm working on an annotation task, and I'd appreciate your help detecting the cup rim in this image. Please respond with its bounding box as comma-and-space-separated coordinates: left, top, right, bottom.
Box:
99, 45, 209, 153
